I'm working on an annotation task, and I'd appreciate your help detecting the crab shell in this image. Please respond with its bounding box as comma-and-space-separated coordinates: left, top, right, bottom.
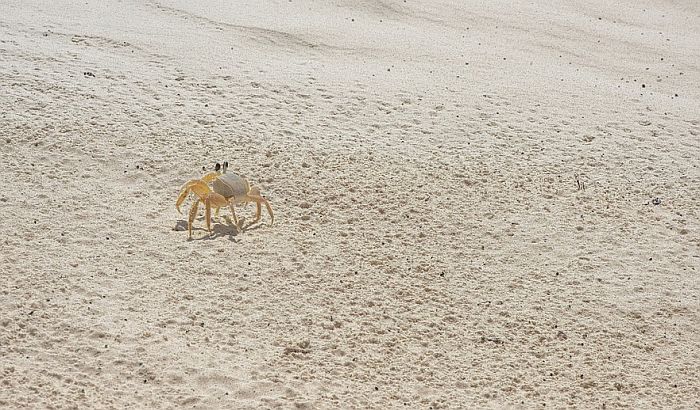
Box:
212, 172, 251, 205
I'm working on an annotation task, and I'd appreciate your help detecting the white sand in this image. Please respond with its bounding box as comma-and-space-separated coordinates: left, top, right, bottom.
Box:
1, 0, 699, 408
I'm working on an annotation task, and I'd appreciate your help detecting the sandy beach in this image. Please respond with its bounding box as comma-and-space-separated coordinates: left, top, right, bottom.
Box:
1, 0, 699, 408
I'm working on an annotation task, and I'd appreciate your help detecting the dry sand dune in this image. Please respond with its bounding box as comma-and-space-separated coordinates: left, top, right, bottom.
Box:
1, 0, 699, 408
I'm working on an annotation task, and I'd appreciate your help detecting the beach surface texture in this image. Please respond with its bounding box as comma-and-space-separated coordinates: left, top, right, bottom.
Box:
1, 0, 699, 408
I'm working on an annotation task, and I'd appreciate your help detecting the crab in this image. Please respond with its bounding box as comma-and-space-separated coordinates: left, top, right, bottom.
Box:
175, 162, 274, 238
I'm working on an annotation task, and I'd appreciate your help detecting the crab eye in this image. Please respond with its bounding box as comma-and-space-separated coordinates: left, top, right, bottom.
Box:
215, 163, 221, 171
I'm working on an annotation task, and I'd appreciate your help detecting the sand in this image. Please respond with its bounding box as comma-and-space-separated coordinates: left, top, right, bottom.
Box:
1, 0, 699, 408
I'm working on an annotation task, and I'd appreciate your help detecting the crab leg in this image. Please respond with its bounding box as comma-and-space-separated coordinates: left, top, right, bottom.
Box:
187, 200, 200, 239
227, 199, 240, 227
205, 198, 213, 234
247, 194, 274, 226
253, 201, 262, 224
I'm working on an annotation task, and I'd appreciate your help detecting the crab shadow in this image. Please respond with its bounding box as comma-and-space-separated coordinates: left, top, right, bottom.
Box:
174, 217, 263, 242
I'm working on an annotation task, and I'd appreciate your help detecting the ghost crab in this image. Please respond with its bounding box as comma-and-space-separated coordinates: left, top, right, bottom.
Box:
175, 161, 274, 238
